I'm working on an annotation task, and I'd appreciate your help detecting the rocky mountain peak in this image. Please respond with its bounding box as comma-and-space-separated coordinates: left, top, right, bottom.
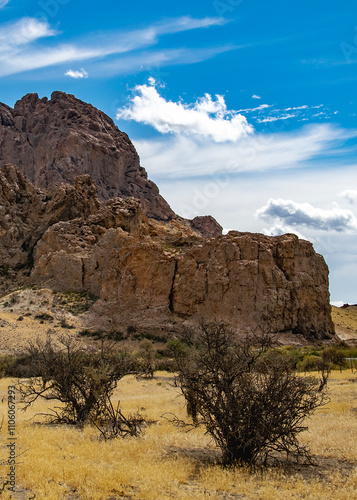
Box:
0, 91, 175, 220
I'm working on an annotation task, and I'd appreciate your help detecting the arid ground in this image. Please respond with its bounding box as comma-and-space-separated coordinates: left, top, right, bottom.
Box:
0, 369, 357, 499
1, 291, 357, 499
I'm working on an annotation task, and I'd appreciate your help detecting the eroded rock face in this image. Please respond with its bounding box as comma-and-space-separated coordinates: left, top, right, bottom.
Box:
0, 114, 334, 341
0, 164, 100, 268
0, 92, 174, 220
29, 191, 334, 340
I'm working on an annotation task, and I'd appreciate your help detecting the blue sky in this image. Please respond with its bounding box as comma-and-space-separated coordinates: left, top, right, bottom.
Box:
0, 0, 357, 304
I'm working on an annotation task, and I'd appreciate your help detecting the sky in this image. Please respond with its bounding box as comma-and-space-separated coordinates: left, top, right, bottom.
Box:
0, 0, 356, 305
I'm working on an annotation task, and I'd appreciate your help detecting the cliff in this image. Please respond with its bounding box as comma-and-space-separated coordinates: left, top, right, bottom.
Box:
0, 91, 335, 341
0, 164, 334, 340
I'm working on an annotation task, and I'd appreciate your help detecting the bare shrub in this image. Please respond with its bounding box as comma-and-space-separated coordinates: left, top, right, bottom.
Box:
174, 323, 330, 466
18, 336, 139, 429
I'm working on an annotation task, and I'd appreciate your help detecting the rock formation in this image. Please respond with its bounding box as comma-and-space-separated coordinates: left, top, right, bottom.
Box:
0, 93, 335, 341
0, 164, 99, 269
0, 92, 174, 220
30, 204, 334, 339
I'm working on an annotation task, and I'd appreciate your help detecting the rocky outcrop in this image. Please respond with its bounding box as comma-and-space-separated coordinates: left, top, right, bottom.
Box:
190, 216, 223, 238
0, 164, 99, 268
0, 92, 174, 220
28, 188, 334, 340
0, 94, 334, 341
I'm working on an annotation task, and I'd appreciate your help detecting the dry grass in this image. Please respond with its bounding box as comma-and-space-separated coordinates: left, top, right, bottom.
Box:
0, 370, 357, 499
332, 305, 357, 343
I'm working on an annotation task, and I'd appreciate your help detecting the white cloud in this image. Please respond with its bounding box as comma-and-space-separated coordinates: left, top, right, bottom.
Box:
331, 301, 346, 307
0, 16, 228, 78
0, 0, 9, 7
252, 94, 261, 99
117, 84, 254, 142
339, 189, 357, 204
0, 18, 56, 50
65, 68, 88, 79
285, 105, 308, 111
237, 104, 271, 113
257, 113, 298, 123
133, 124, 352, 179
256, 198, 357, 232
260, 223, 307, 240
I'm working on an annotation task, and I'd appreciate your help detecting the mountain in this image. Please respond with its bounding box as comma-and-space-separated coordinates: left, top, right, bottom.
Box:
0, 91, 173, 220
0, 92, 335, 342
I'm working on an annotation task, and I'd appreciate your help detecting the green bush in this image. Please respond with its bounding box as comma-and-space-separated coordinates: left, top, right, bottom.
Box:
297, 355, 322, 372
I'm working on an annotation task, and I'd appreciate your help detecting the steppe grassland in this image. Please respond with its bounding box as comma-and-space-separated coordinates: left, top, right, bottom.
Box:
0, 371, 357, 500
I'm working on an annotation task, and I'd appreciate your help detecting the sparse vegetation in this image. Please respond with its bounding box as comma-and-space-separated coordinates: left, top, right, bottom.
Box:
59, 318, 75, 329
54, 290, 98, 315
136, 339, 156, 378
1, 369, 357, 499
18, 336, 138, 426
34, 313, 53, 322
173, 323, 330, 465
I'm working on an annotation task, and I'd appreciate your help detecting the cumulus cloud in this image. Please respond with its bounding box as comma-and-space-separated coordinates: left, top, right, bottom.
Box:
117, 83, 254, 142
65, 68, 88, 79
260, 223, 307, 240
339, 189, 357, 204
256, 198, 357, 232
252, 94, 261, 99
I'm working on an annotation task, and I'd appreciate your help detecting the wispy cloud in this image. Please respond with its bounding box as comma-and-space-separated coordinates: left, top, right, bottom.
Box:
252, 94, 261, 99
237, 104, 272, 113
65, 68, 88, 79
117, 82, 254, 142
257, 113, 298, 123
90, 46, 235, 78
0, 16, 228, 78
132, 124, 353, 179
284, 105, 308, 111
0, 18, 56, 50
0, 0, 9, 8
256, 198, 357, 232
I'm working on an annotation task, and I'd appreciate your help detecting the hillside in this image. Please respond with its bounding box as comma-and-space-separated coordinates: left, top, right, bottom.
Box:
332, 305, 357, 343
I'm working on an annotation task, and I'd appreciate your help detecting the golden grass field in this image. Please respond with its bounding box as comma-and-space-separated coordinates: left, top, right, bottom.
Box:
1, 369, 357, 500
1, 291, 357, 498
